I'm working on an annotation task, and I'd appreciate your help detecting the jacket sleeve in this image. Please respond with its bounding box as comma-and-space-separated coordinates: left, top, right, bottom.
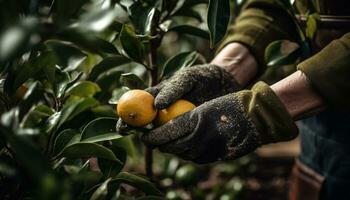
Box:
219, 0, 299, 74
297, 32, 350, 110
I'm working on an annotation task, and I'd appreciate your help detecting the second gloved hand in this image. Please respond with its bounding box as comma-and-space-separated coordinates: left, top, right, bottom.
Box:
142, 82, 298, 164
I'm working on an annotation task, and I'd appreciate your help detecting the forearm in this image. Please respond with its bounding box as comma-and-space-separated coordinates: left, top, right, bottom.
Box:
271, 70, 325, 120
211, 43, 257, 86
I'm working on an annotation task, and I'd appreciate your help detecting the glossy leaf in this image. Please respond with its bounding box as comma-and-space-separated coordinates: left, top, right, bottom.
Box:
88, 55, 131, 81
66, 81, 101, 97
98, 145, 126, 178
109, 87, 130, 104
207, 0, 230, 47
59, 28, 119, 55
55, 142, 122, 164
119, 25, 145, 62
111, 172, 162, 196
182, 0, 208, 7
169, 25, 210, 40
45, 40, 87, 72
129, 2, 157, 34
95, 70, 123, 93
161, 51, 199, 78
14, 51, 57, 91
54, 66, 71, 98
80, 117, 122, 143
265, 40, 301, 67
53, 129, 80, 155
90, 178, 111, 200
119, 73, 146, 89
46, 97, 98, 133
136, 196, 165, 200
54, 0, 87, 20
75, 8, 118, 32
21, 104, 54, 128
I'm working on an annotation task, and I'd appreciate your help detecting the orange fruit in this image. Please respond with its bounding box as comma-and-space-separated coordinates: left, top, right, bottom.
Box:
117, 90, 157, 127
156, 99, 196, 126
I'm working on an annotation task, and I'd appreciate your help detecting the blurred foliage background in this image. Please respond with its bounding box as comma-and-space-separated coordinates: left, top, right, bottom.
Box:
0, 0, 298, 199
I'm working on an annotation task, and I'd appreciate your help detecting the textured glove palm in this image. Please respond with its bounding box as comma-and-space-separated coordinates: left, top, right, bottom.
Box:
142, 82, 298, 164
116, 64, 240, 133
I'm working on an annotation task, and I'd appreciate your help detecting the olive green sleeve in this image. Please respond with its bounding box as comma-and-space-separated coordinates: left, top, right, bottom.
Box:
297, 32, 350, 110
219, 0, 298, 74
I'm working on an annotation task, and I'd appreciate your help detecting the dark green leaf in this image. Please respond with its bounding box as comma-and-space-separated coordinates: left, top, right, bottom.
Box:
264, 40, 301, 67
88, 55, 131, 81
173, 8, 202, 22
14, 51, 57, 91
182, 0, 208, 7
53, 129, 80, 155
119, 25, 145, 62
21, 104, 54, 128
55, 142, 122, 164
129, 2, 157, 35
46, 97, 98, 133
54, 0, 87, 20
91, 105, 117, 118
207, 0, 230, 47
90, 178, 112, 200
66, 81, 101, 97
59, 28, 119, 55
109, 87, 130, 104
136, 196, 166, 200
54, 66, 70, 98
45, 40, 87, 71
76, 8, 118, 32
80, 117, 122, 143
96, 70, 123, 93
161, 51, 199, 78
98, 145, 126, 179
112, 172, 162, 196
119, 73, 146, 89
168, 25, 209, 40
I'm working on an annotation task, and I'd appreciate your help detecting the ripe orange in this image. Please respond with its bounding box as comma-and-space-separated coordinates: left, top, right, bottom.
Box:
117, 90, 157, 127
156, 99, 196, 126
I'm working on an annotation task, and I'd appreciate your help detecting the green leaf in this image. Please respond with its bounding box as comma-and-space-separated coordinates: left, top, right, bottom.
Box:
14, 51, 57, 91
54, 0, 87, 20
112, 172, 163, 196
88, 55, 130, 81
55, 142, 122, 164
0, 17, 39, 65
136, 196, 166, 200
53, 129, 80, 155
306, 13, 320, 40
98, 145, 126, 178
21, 104, 55, 128
95, 70, 123, 94
173, 7, 203, 22
66, 81, 101, 97
129, 2, 157, 35
45, 40, 87, 72
182, 0, 208, 7
161, 51, 199, 78
169, 25, 210, 40
90, 178, 112, 200
207, 0, 230, 47
75, 8, 118, 32
80, 117, 122, 143
119, 73, 146, 89
264, 40, 301, 67
119, 25, 145, 62
59, 28, 119, 55
54, 66, 71, 98
109, 87, 130, 104
46, 97, 98, 133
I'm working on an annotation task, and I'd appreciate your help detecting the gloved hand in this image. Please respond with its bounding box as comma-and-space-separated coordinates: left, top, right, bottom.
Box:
116, 64, 241, 134
142, 82, 298, 164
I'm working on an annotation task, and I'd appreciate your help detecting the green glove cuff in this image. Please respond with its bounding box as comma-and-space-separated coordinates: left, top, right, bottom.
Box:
237, 81, 298, 143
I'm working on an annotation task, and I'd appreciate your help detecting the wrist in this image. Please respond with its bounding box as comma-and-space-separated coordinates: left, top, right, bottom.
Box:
271, 70, 325, 120
211, 43, 257, 86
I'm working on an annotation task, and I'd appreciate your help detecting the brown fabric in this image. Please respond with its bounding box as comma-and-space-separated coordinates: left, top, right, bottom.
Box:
289, 159, 325, 200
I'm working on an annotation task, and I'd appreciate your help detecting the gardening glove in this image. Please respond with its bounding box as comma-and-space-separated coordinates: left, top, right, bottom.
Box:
148, 64, 240, 109
116, 64, 241, 134
142, 82, 298, 164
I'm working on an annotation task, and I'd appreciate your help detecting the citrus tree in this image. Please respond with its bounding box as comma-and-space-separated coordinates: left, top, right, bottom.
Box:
0, 0, 232, 199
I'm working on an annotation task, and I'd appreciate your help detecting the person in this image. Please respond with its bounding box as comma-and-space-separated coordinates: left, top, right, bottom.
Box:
117, 0, 350, 199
